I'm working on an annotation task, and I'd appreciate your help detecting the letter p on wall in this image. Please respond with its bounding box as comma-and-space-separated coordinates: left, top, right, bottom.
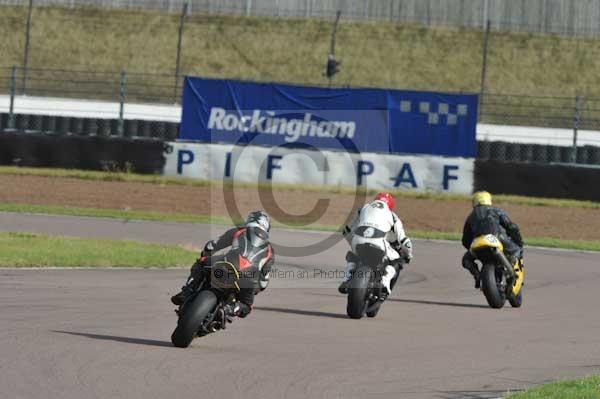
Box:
177, 150, 195, 174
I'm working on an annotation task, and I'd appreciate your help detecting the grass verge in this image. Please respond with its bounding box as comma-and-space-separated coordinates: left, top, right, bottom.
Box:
506, 376, 600, 399
1, 203, 599, 252
0, 232, 196, 267
1, 166, 599, 210
0, 202, 232, 224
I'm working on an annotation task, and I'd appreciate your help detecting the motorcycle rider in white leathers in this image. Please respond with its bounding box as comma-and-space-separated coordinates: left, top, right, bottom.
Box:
338, 192, 413, 296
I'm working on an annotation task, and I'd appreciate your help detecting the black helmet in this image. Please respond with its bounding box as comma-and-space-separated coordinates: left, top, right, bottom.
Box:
245, 211, 270, 233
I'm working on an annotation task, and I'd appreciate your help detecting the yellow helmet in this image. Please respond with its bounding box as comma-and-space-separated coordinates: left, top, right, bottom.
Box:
472, 191, 492, 207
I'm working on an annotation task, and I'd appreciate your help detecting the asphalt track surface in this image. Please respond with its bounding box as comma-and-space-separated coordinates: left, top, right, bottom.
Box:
1, 213, 600, 399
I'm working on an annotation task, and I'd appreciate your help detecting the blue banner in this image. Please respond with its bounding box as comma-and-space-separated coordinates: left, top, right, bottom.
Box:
179, 77, 478, 157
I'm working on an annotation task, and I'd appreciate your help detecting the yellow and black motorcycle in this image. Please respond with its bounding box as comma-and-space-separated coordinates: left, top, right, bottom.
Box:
470, 234, 525, 309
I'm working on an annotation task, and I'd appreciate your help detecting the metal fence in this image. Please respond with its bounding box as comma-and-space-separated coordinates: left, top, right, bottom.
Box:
5, 66, 600, 129
0, 66, 183, 104
0, 66, 181, 137
5, 0, 600, 37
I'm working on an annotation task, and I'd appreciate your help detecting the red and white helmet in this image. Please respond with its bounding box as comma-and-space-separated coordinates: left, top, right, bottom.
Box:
374, 192, 394, 211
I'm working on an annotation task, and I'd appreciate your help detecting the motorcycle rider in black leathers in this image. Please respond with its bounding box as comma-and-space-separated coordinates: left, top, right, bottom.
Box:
461, 191, 524, 288
171, 211, 274, 318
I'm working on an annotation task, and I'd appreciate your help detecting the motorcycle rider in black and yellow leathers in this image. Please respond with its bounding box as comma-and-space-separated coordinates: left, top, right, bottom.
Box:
461, 191, 524, 288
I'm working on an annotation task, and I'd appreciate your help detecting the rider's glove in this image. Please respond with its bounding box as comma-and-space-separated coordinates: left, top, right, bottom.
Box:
223, 302, 252, 318
201, 240, 216, 257
342, 225, 351, 237
399, 237, 413, 262
235, 303, 252, 318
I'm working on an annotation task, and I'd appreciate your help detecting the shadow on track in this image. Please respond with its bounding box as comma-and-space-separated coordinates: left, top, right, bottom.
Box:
436, 389, 517, 399
296, 293, 490, 310
389, 298, 489, 309
256, 306, 347, 319
52, 330, 172, 348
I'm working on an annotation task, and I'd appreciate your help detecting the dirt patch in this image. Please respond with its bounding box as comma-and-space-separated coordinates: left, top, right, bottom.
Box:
1, 174, 599, 241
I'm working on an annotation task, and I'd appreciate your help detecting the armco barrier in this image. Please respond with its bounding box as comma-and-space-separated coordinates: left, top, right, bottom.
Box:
474, 160, 600, 201
0, 133, 166, 174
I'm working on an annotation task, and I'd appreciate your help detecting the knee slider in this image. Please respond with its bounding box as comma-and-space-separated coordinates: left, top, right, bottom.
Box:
462, 252, 476, 270
345, 251, 359, 263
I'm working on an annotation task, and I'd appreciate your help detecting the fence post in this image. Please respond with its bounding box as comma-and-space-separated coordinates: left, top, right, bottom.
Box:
478, 19, 491, 121
245, 0, 251, 16
326, 10, 342, 87
8, 66, 17, 130
482, 0, 489, 29
572, 95, 581, 163
22, 0, 34, 95
118, 70, 126, 136
174, 2, 188, 103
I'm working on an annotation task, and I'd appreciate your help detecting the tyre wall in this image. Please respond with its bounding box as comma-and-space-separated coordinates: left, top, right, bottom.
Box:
0, 133, 166, 174
474, 159, 600, 201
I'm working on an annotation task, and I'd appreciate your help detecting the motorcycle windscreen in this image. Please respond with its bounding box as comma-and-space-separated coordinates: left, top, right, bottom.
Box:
211, 261, 241, 291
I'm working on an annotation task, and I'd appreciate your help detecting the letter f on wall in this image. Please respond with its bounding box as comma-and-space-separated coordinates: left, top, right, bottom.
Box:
267, 155, 283, 180
443, 165, 459, 190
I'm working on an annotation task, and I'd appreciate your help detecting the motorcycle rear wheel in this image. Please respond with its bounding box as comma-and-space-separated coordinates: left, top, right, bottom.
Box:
347, 267, 370, 319
171, 290, 218, 348
481, 263, 506, 309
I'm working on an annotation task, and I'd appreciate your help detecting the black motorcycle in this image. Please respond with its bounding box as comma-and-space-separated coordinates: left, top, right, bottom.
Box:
171, 250, 246, 348
346, 243, 399, 319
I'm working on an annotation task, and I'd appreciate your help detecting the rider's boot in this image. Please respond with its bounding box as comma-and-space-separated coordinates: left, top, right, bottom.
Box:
172, 258, 208, 305
462, 252, 480, 289
338, 261, 356, 294
469, 267, 481, 289
170, 277, 198, 306
381, 265, 397, 297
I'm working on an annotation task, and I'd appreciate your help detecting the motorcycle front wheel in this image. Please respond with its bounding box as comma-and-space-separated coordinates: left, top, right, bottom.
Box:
508, 288, 523, 308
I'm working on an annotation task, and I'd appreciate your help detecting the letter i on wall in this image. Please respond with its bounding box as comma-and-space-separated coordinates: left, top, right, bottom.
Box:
225, 152, 232, 177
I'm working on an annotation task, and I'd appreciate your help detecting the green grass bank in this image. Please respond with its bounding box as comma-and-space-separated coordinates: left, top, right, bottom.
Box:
506, 376, 600, 399
2, 5, 600, 100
